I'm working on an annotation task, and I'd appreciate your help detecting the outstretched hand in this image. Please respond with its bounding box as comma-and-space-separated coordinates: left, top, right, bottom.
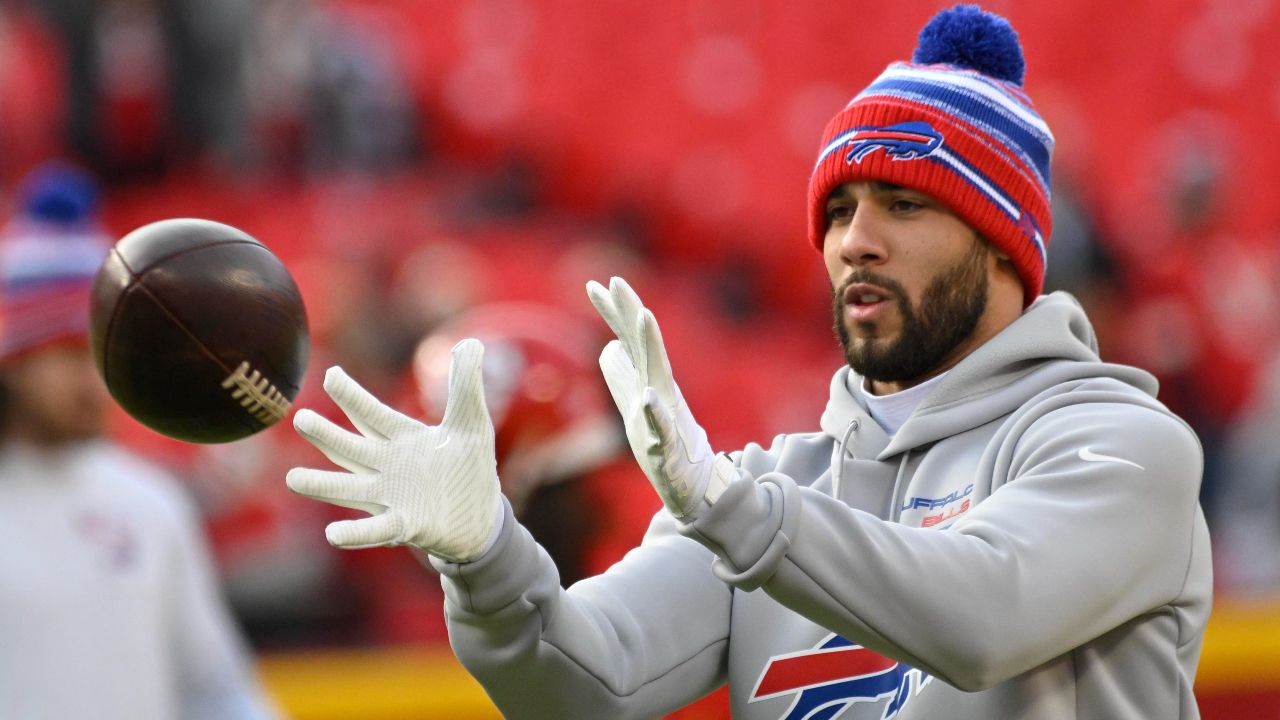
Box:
286, 339, 501, 563
587, 277, 734, 520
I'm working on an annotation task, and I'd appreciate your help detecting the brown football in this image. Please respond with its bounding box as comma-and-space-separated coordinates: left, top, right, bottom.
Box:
89, 218, 309, 443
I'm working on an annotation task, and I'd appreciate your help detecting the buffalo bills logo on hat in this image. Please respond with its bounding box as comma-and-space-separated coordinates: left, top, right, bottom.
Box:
749, 634, 930, 720
844, 122, 943, 163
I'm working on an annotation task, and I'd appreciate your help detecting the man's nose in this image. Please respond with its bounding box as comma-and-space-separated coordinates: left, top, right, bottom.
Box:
838, 207, 889, 267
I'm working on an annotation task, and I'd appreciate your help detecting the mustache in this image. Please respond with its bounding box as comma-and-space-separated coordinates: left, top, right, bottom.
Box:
834, 271, 907, 306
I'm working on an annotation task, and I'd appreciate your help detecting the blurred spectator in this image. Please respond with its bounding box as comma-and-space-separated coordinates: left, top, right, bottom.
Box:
1214, 353, 1280, 595
1112, 118, 1280, 518
1042, 176, 1125, 359
25, 0, 253, 179
21, 0, 103, 170
246, 0, 420, 176
162, 0, 255, 169
0, 162, 279, 718
0, 4, 65, 185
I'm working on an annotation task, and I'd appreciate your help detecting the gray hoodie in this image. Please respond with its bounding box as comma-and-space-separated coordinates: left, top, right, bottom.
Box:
434, 292, 1212, 719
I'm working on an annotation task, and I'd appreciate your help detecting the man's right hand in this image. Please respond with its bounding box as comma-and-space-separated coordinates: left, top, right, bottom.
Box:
285, 339, 502, 563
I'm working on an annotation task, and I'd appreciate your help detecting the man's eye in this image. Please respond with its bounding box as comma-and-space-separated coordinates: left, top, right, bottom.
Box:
889, 199, 924, 213
826, 205, 853, 223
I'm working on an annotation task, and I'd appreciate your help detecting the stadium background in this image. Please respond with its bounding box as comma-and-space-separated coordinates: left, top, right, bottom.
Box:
2, 0, 1278, 716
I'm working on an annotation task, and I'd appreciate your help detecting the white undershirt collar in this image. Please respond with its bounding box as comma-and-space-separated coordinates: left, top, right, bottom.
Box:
852, 370, 950, 437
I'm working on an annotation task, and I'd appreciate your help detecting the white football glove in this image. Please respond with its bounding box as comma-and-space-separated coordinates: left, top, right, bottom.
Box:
587, 276, 735, 520
285, 339, 501, 563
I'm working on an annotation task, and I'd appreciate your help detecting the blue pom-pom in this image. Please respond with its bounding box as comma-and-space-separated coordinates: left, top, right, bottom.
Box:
17, 162, 100, 226
912, 4, 1025, 85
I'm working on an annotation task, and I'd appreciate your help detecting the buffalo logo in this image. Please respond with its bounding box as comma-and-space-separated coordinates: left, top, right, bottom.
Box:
843, 122, 943, 164
750, 634, 930, 720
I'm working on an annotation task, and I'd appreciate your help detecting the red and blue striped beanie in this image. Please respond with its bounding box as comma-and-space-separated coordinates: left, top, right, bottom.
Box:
808, 5, 1053, 306
0, 162, 109, 361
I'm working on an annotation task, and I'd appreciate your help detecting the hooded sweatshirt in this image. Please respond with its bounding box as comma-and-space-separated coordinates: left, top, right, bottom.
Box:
433, 292, 1212, 720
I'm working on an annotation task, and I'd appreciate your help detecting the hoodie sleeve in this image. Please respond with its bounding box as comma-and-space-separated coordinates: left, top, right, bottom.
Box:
677, 397, 1205, 692
432, 497, 732, 719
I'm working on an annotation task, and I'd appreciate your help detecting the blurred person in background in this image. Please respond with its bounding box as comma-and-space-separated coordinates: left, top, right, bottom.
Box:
0, 162, 279, 719
1110, 113, 1280, 523
284, 7, 1210, 719
246, 0, 420, 176
25, 0, 253, 178
1214, 353, 1280, 594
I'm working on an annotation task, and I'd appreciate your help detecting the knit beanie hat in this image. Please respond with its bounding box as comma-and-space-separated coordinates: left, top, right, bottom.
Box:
0, 162, 110, 361
807, 5, 1054, 306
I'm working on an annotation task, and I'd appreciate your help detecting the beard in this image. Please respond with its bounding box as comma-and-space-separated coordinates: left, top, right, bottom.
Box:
832, 241, 989, 383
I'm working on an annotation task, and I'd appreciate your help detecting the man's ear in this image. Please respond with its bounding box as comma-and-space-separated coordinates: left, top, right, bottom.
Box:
983, 242, 1020, 282
989, 244, 1015, 268
979, 235, 1013, 264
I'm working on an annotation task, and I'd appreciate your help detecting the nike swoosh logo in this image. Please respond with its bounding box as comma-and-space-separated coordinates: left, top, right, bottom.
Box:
1078, 447, 1144, 470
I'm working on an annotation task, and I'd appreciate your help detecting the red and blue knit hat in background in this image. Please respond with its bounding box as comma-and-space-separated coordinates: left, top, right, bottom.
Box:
0, 162, 110, 362
808, 4, 1054, 306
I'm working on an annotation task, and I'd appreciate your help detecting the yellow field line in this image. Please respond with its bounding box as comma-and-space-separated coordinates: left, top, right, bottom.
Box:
1196, 597, 1280, 692
258, 646, 500, 720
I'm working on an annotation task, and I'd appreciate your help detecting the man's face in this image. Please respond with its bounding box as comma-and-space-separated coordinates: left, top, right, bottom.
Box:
823, 181, 992, 385
2, 342, 110, 445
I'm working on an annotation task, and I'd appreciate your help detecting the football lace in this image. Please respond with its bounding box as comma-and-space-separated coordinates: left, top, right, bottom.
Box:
221, 361, 292, 425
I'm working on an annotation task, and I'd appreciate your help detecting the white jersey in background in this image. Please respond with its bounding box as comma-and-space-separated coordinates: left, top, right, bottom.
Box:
0, 440, 279, 720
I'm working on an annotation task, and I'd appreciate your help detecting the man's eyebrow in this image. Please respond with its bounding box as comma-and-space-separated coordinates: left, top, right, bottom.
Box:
871, 181, 905, 193
827, 182, 909, 203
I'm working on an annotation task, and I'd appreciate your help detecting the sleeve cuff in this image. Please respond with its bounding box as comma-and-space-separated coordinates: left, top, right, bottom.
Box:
430, 496, 556, 616
678, 471, 801, 591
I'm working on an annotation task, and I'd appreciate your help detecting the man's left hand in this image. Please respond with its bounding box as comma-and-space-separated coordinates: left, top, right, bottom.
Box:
587, 276, 736, 520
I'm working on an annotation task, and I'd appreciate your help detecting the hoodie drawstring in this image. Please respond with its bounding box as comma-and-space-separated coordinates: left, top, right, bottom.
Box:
833, 418, 860, 499
834, 418, 914, 521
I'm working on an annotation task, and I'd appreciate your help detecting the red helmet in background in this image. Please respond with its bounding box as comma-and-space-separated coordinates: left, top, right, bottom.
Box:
412, 302, 621, 510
